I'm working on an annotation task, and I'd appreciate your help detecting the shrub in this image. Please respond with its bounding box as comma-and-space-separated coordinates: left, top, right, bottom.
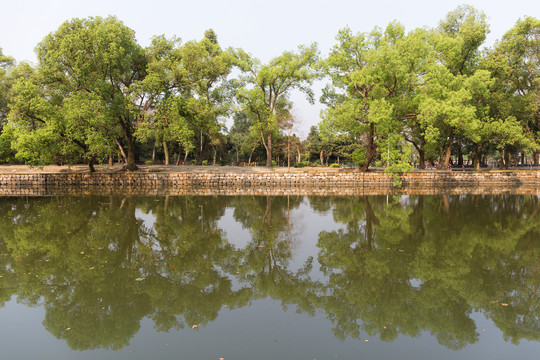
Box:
202, 160, 208, 165
330, 163, 340, 168
272, 160, 277, 167
293, 161, 308, 168
351, 148, 366, 167
144, 160, 154, 165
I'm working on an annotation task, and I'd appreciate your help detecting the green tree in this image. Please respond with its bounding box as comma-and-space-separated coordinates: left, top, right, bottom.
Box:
8, 16, 187, 171
0, 50, 15, 161
321, 23, 415, 172
235, 44, 319, 167
483, 16, 540, 165
177, 30, 235, 164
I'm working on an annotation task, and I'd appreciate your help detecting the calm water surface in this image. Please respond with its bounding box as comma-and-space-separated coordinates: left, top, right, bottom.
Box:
0, 194, 539, 359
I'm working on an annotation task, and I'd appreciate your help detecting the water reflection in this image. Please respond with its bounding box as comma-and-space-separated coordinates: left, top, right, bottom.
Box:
0, 195, 538, 352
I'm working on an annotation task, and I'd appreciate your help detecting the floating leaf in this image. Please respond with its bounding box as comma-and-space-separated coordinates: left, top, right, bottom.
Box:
135, 277, 146, 281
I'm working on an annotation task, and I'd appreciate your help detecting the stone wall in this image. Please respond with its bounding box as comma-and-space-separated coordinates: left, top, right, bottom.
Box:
0, 170, 539, 196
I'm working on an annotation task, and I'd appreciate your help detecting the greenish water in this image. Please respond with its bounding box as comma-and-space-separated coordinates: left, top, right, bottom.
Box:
0, 194, 539, 359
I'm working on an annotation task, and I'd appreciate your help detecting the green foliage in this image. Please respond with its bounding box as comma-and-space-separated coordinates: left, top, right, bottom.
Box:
351, 148, 366, 166
235, 44, 319, 167
330, 163, 340, 168
0, 8, 538, 168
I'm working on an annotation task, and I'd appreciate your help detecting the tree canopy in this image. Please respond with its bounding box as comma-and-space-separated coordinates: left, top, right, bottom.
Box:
0, 8, 539, 170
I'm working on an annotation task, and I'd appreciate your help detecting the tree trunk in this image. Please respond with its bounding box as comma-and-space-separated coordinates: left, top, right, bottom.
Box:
88, 159, 96, 173
175, 151, 181, 166
126, 136, 138, 171
297, 147, 301, 163
533, 152, 539, 165
184, 151, 189, 164
152, 143, 156, 162
441, 130, 454, 169
115, 138, 128, 165
108, 155, 113, 166
473, 144, 482, 170
320, 149, 324, 166
163, 141, 169, 165
457, 138, 463, 166
266, 133, 273, 167
287, 137, 290, 169
359, 124, 376, 172
418, 149, 425, 169
213, 148, 217, 165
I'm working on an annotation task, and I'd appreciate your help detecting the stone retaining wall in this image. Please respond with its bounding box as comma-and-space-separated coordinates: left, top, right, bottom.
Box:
0, 170, 539, 196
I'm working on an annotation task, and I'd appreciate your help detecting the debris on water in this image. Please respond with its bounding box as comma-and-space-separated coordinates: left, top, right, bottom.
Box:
192, 324, 201, 329
135, 277, 146, 281
501, 303, 509, 306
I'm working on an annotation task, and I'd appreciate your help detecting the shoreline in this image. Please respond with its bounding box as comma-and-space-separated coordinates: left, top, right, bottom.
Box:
1, 163, 540, 174
0, 165, 538, 196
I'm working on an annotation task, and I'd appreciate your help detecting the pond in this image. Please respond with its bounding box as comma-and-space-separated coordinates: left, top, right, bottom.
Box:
0, 194, 539, 359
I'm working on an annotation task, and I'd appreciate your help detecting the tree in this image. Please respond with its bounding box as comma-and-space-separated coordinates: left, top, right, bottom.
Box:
483, 17, 540, 164
0, 49, 15, 161
321, 23, 414, 172
0, 48, 14, 124
10, 16, 187, 171
176, 29, 235, 164
227, 111, 259, 164
235, 44, 319, 167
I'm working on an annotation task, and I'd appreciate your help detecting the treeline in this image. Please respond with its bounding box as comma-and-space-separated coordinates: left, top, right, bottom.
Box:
0, 5, 538, 172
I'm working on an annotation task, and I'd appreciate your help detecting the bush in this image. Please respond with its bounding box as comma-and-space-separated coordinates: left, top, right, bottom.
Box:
294, 161, 308, 168
144, 160, 154, 165
272, 160, 277, 167
351, 148, 366, 166
202, 160, 208, 166
330, 163, 340, 168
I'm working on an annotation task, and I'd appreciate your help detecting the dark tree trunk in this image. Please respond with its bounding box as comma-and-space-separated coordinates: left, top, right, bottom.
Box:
359, 124, 376, 172
88, 159, 96, 173
457, 138, 464, 166
441, 130, 454, 169
418, 149, 425, 169
126, 136, 138, 171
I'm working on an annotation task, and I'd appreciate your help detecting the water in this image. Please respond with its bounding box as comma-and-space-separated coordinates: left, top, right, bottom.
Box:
0, 194, 539, 359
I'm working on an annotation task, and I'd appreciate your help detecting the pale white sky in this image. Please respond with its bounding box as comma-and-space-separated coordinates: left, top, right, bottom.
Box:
1, 0, 538, 136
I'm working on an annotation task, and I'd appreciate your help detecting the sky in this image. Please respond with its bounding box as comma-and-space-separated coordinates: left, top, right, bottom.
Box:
1, 0, 538, 136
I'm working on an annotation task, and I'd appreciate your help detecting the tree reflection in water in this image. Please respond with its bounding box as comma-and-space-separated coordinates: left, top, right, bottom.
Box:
0, 194, 538, 351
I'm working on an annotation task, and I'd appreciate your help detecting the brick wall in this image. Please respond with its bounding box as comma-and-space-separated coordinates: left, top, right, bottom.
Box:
0, 170, 538, 196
